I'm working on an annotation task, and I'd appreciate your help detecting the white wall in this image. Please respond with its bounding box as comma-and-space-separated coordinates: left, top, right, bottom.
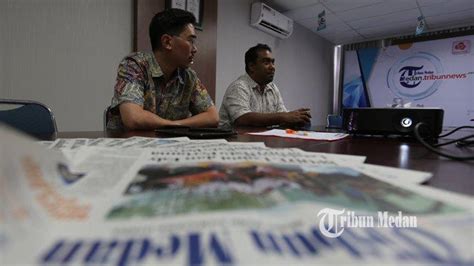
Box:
0, 0, 132, 131
216, 0, 334, 125
1, 0, 334, 131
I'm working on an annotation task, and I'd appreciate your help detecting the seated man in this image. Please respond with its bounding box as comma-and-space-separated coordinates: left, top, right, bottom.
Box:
107, 8, 219, 130
219, 44, 311, 129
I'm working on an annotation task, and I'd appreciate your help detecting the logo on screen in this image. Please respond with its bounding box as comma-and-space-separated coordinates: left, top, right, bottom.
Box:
452, 40, 470, 54
399, 66, 423, 88
387, 52, 443, 100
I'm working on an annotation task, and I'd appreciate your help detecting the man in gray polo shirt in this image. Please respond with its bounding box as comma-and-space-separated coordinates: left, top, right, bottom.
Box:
219, 44, 311, 129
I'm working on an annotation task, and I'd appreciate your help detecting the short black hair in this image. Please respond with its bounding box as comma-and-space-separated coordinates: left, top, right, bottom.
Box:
149, 8, 196, 51
245, 44, 272, 73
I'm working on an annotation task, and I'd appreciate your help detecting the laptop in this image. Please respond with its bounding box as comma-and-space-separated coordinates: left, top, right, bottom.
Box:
155, 126, 236, 139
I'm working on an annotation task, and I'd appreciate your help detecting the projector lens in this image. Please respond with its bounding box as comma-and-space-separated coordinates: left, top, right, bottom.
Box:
401, 118, 412, 128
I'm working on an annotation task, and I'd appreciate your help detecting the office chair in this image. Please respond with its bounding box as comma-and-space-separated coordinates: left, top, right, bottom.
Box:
103, 105, 112, 131
0, 99, 58, 136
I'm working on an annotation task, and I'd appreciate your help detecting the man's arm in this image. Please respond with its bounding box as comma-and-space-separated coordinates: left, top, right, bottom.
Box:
235, 108, 311, 127
175, 106, 219, 128
120, 103, 218, 130
185, 73, 219, 128
224, 82, 309, 128
119, 102, 179, 130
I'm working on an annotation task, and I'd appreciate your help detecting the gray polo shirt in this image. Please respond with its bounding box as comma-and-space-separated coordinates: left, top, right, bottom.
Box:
219, 74, 288, 128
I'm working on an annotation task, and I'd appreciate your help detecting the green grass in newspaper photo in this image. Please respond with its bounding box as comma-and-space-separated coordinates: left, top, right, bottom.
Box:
106, 162, 463, 219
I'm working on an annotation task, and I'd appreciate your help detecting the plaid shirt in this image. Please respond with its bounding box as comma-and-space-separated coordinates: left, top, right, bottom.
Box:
219, 74, 288, 129
108, 52, 213, 130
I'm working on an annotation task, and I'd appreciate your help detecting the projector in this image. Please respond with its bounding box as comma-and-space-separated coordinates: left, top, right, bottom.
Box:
342, 108, 444, 138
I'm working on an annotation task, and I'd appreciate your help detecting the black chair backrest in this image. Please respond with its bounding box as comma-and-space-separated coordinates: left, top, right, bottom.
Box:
0, 99, 57, 136
104, 105, 112, 131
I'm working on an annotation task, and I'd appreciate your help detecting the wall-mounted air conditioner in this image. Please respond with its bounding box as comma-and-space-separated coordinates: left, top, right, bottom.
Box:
250, 2, 293, 39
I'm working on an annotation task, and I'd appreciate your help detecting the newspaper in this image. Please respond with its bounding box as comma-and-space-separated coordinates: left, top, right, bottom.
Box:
48, 136, 191, 150
3, 125, 473, 265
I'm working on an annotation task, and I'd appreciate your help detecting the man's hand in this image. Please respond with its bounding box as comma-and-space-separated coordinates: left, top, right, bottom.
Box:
281, 108, 311, 127
120, 102, 219, 130
234, 108, 311, 128
174, 106, 219, 128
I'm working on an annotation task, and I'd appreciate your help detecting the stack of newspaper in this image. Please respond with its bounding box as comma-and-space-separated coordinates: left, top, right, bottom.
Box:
1, 125, 473, 265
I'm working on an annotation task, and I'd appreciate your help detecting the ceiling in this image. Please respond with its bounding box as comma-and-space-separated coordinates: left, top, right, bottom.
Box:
266, 0, 474, 44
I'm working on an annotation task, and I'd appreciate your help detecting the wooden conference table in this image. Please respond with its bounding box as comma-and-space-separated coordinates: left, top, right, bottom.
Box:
49, 127, 473, 196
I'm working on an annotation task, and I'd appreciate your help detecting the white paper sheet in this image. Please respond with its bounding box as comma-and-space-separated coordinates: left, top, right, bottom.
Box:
248, 129, 349, 141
